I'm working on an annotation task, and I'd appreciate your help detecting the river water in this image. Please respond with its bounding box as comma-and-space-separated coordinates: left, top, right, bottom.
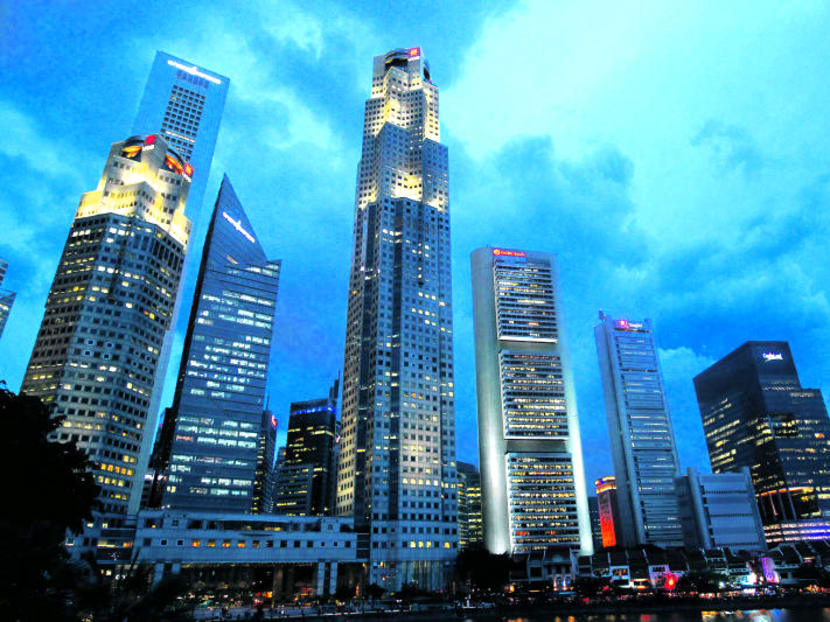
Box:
459, 610, 830, 622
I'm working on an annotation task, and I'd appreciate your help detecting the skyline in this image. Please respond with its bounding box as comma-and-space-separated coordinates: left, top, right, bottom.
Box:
2, 1, 829, 489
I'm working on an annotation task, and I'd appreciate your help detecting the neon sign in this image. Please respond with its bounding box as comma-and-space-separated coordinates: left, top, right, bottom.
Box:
166, 59, 222, 84
762, 352, 784, 362
222, 211, 255, 243
492, 248, 525, 257
409, 47, 420, 57
270, 414, 277, 428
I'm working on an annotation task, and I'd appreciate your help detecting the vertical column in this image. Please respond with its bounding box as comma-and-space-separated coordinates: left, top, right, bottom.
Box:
328, 562, 338, 596
316, 561, 326, 596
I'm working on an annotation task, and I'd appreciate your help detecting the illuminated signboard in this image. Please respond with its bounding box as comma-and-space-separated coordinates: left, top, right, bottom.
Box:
615, 319, 644, 331
166, 59, 222, 84
492, 248, 526, 258
409, 47, 420, 57
270, 414, 277, 428
222, 211, 256, 243
762, 352, 784, 362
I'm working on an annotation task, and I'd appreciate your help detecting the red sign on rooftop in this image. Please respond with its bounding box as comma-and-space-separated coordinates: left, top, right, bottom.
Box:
492, 248, 526, 258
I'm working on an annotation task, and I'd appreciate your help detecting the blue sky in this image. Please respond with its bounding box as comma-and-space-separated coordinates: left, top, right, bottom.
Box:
1, 1, 829, 488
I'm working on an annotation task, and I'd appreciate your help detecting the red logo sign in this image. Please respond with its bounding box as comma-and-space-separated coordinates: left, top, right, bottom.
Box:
492, 248, 526, 257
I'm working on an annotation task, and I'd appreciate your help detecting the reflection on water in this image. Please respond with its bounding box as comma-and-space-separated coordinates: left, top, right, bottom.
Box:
491, 608, 830, 622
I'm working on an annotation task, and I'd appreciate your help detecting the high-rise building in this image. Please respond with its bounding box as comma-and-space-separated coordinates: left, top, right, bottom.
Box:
694, 341, 830, 544
336, 47, 457, 590
457, 461, 483, 550
154, 176, 280, 513
675, 467, 766, 551
587, 497, 603, 552
0, 259, 15, 339
21, 134, 192, 514
275, 379, 339, 516
471, 247, 592, 557
595, 477, 622, 549
131, 51, 228, 219
595, 313, 684, 548
252, 407, 277, 513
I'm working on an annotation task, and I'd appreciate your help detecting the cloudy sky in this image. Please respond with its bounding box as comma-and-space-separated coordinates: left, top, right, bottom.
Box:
2, 1, 828, 487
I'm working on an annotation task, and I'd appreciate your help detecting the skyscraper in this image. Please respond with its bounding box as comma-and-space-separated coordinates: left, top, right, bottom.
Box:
694, 341, 830, 544
275, 379, 339, 516
252, 407, 277, 514
132, 51, 228, 219
675, 467, 766, 551
595, 313, 684, 548
587, 496, 603, 552
471, 247, 592, 557
336, 47, 457, 590
155, 176, 280, 513
595, 476, 622, 548
457, 461, 483, 550
0, 259, 15, 340
21, 134, 192, 515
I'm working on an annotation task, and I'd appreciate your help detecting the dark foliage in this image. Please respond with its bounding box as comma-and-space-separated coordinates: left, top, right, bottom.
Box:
455, 546, 512, 592
0, 388, 99, 620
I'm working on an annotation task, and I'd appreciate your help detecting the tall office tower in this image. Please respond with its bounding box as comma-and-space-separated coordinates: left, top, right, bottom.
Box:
675, 467, 766, 551
694, 341, 830, 544
595, 477, 622, 548
336, 47, 457, 590
132, 51, 228, 219
471, 247, 592, 556
21, 134, 192, 515
0, 259, 15, 339
154, 176, 280, 513
457, 461, 483, 549
587, 497, 603, 552
251, 408, 277, 514
595, 313, 684, 548
275, 379, 339, 516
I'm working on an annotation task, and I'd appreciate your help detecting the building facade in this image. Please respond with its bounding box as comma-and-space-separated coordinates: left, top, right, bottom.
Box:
694, 341, 830, 544
457, 461, 483, 549
471, 247, 592, 557
336, 47, 457, 590
675, 466, 766, 551
595, 313, 683, 548
595, 477, 622, 549
587, 496, 603, 553
154, 176, 280, 513
252, 408, 277, 513
0, 259, 15, 340
21, 134, 192, 514
275, 379, 339, 516
131, 51, 228, 220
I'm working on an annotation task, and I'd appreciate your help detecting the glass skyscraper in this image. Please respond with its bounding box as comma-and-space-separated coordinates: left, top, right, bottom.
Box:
21, 134, 192, 515
694, 341, 830, 544
131, 51, 229, 219
0, 259, 15, 340
457, 461, 483, 550
594, 313, 684, 548
252, 407, 277, 514
336, 47, 457, 590
275, 379, 339, 516
156, 176, 280, 513
471, 247, 592, 556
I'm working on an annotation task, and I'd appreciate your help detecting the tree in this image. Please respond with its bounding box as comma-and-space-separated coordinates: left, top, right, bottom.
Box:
573, 576, 610, 599
455, 546, 513, 592
676, 570, 725, 594
0, 388, 99, 620
365, 583, 386, 601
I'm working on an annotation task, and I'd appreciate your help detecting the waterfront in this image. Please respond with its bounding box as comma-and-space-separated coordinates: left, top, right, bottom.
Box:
457, 610, 830, 622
